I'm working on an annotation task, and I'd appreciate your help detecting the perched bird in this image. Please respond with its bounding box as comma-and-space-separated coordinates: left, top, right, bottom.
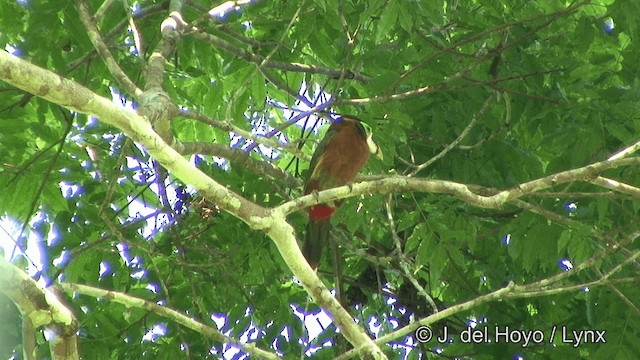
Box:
302, 115, 382, 269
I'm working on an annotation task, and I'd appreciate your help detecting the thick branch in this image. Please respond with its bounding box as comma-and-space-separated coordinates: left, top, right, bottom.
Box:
590, 176, 640, 199
0, 50, 266, 225
0, 50, 385, 358
278, 157, 640, 215
0, 258, 79, 360
266, 212, 387, 359
146, 1, 185, 90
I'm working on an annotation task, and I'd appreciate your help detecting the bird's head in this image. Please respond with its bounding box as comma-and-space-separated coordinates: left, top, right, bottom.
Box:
341, 115, 383, 161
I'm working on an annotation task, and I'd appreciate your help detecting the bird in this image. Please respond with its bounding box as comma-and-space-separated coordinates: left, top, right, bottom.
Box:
302, 115, 382, 269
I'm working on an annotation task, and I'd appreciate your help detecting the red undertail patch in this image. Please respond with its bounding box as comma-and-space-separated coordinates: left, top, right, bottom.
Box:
308, 204, 335, 221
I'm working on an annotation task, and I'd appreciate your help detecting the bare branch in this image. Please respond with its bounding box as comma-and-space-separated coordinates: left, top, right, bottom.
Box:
176, 141, 301, 188
336, 248, 635, 360
58, 282, 280, 359
75, 0, 142, 98
277, 157, 640, 216
146, 1, 186, 91
594, 268, 640, 318
337, 84, 435, 105
590, 176, 640, 199
459, 91, 511, 150
336, 59, 479, 105
0, 50, 266, 224
22, 317, 36, 360
385, 195, 439, 312
243, 100, 334, 153
334, 282, 519, 360
94, 0, 117, 20
254, 0, 304, 76
265, 213, 387, 359
609, 138, 640, 160
180, 109, 310, 161
258, 67, 317, 108
409, 94, 494, 175
68, 4, 169, 73
122, 0, 145, 59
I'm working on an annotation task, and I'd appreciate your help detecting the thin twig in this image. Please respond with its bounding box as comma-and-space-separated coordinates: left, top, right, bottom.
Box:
180, 109, 310, 161
190, 31, 370, 82
59, 283, 280, 359
385, 195, 439, 312
409, 94, 494, 176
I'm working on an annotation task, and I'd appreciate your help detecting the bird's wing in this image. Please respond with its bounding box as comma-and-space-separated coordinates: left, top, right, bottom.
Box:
304, 120, 338, 192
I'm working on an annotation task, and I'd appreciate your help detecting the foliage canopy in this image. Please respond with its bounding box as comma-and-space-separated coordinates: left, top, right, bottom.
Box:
1, 0, 640, 359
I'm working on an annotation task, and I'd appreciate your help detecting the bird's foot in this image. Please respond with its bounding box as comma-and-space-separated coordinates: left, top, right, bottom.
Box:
312, 189, 320, 203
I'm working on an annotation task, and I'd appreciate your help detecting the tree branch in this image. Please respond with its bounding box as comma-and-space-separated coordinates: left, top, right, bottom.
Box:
58, 283, 280, 359
0, 50, 386, 359
0, 49, 266, 230
146, 0, 185, 91
336, 258, 636, 359
75, 0, 142, 98
180, 109, 310, 161
189, 31, 370, 82
67, 3, 169, 73
385, 195, 438, 312
409, 93, 494, 175
590, 176, 640, 200
334, 281, 519, 360
176, 141, 301, 188
0, 258, 79, 360
265, 211, 387, 359
207, 0, 259, 21
277, 157, 640, 216
609, 138, 640, 160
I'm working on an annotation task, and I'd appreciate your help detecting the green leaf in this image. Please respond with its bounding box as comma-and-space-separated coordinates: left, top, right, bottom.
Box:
375, 2, 399, 43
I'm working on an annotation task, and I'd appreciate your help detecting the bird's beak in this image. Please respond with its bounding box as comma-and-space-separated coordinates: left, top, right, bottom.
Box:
366, 134, 383, 161
375, 148, 384, 161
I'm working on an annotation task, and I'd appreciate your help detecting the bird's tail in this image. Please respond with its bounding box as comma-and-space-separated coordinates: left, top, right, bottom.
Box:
302, 217, 331, 269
